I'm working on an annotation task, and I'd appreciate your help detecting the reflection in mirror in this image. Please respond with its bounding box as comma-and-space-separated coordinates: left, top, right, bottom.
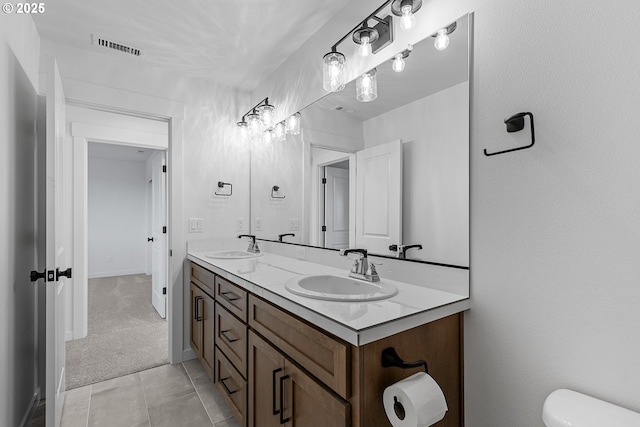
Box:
251, 13, 470, 267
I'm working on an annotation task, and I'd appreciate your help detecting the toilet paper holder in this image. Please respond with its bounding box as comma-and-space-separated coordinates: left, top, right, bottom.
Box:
381, 347, 429, 374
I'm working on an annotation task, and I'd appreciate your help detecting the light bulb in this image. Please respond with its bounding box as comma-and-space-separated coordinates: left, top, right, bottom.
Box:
356, 69, 377, 102
285, 112, 301, 135
259, 104, 274, 129
322, 51, 346, 92
434, 28, 450, 50
358, 36, 372, 57
399, 5, 416, 31
263, 128, 274, 144
392, 54, 405, 72
246, 112, 261, 136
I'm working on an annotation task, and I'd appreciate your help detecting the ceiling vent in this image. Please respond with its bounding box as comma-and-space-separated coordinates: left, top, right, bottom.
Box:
331, 105, 355, 114
91, 34, 143, 57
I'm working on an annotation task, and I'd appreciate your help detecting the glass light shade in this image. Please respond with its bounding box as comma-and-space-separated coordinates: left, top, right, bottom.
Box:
258, 104, 275, 129
323, 51, 346, 92
274, 122, 286, 142
236, 121, 248, 142
400, 5, 416, 30
263, 128, 274, 144
358, 36, 372, 57
356, 69, 377, 102
434, 28, 450, 50
285, 112, 301, 135
392, 54, 405, 72
246, 112, 261, 136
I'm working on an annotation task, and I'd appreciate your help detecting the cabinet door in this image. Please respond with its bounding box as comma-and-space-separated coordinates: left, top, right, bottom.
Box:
283, 360, 350, 427
190, 282, 203, 357
248, 331, 285, 427
201, 292, 215, 378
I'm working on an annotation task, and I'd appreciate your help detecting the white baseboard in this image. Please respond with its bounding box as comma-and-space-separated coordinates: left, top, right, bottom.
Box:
182, 347, 197, 362
88, 269, 147, 279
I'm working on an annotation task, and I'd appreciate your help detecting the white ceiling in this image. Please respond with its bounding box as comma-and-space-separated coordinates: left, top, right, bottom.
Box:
32, 0, 347, 91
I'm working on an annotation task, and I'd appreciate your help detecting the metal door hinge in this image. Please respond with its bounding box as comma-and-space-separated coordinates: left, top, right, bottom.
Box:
169, 249, 173, 257
322, 178, 327, 184
162, 287, 167, 295
321, 225, 327, 232
162, 165, 166, 173
162, 226, 167, 234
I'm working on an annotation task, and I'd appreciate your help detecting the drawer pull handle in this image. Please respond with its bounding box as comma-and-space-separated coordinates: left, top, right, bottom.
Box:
221, 329, 239, 343
220, 290, 240, 302
272, 368, 283, 415
194, 296, 203, 321
279, 374, 291, 424
220, 377, 239, 395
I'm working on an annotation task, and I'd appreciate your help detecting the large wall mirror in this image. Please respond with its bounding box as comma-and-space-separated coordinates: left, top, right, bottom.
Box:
251, 13, 470, 267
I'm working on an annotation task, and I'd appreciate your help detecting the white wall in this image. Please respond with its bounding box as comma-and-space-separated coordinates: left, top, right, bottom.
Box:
364, 82, 469, 266
0, 12, 41, 427
254, 0, 640, 425
87, 155, 148, 278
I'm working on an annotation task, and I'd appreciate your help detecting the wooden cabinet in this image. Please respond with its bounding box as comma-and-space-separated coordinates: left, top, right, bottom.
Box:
189, 281, 214, 378
248, 331, 350, 427
190, 261, 463, 427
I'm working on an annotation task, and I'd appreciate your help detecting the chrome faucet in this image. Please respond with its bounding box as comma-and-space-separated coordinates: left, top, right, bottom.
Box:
238, 234, 260, 254
389, 244, 423, 259
278, 233, 295, 242
339, 248, 380, 282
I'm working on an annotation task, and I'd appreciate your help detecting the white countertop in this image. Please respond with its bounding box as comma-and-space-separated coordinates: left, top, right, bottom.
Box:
187, 250, 470, 346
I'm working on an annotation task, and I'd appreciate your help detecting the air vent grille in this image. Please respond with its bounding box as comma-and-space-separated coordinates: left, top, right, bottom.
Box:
91, 34, 143, 57
331, 105, 355, 114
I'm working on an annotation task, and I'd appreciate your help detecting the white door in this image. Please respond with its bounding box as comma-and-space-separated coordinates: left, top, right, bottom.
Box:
355, 140, 403, 255
151, 152, 167, 318
324, 166, 349, 249
46, 58, 68, 427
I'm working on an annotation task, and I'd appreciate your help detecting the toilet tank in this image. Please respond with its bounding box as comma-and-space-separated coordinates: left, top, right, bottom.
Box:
543, 389, 640, 427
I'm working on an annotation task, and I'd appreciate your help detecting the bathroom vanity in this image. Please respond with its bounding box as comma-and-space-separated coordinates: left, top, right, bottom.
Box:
187, 249, 469, 427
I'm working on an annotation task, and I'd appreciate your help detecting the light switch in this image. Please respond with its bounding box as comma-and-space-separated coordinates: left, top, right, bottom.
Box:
236, 218, 245, 231
255, 218, 263, 231
290, 218, 300, 231
189, 218, 204, 233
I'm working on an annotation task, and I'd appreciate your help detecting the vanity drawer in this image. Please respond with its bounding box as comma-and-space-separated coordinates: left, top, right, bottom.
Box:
248, 295, 350, 399
191, 262, 215, 296
215, 347, 247, 427
215, 302, 247, 378
216, 276, 248, 322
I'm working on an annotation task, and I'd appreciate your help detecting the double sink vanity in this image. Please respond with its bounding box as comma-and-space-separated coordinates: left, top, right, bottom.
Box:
187, 238, 469, 427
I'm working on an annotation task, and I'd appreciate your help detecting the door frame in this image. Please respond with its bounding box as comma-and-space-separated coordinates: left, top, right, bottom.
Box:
309, 146, 356, 248
62, 78, 185, 363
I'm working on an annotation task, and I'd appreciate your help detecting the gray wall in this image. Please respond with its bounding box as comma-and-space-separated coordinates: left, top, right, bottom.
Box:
0, 15, 42, 427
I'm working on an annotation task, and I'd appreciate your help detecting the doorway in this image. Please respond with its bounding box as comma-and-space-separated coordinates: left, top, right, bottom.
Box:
321, 160, 350, 249
65, 108, 171, 389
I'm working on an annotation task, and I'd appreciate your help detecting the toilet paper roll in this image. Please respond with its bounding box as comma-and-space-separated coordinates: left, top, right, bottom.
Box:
383, 372, 448, 427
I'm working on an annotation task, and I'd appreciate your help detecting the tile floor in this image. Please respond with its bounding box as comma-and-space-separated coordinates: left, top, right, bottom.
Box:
61, 360, 239, 427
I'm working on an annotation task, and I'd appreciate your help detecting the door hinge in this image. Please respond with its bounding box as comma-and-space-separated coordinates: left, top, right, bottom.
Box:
169, 249, 173, 257
322, 178, 327, 184
162, 287, 167, 295
163, 226, 167, 234
321, 225, 327, 232
162, 165, 166, 173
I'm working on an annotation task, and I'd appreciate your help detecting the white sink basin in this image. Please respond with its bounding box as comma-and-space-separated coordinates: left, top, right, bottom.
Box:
205, 250, 263, 259
285, 275, 398, 302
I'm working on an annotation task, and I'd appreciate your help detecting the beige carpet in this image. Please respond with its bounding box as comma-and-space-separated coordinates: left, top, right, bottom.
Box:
65, 274, 168, 390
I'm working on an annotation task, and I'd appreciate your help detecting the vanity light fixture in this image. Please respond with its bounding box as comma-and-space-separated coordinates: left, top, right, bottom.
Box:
246, 111, 261, 136
258, 102, 275, 128
432, 22, 457, 50
285, 112, 301, 135
322, 0, 395, 92
322, 50, 347, 92
356, 68, 378, 102
391, 44, 413, 72
263, 128, 274, 144
236, 120, 248, 143
391, 0, 422, 31
273, 121, 286, 142
236, 97, 275, 138
353, 22, 379, 57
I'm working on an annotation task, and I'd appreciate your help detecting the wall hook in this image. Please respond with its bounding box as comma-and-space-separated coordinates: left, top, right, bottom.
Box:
271, 185, 285, 199
484, 112, 535, 156
215, 181, 232, 196
381, 347, 428, 373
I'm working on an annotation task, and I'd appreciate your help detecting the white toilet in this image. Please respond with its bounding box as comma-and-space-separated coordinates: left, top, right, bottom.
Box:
543, 389, 640, 427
